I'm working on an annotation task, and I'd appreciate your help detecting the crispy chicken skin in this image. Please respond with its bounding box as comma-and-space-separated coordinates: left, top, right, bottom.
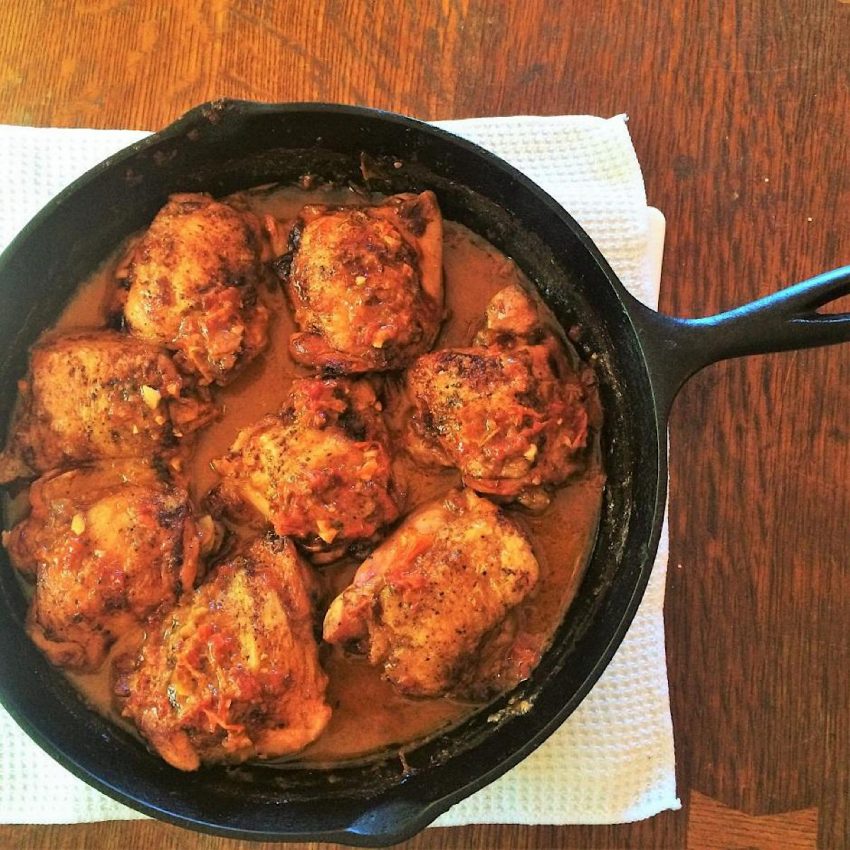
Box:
0, 331, 216, 484
403, 284, 590, 509
118, 193, 271, 386
115, 536, 331, 771
209, 377, 400, 562
323, 488, 539, 698
2, 460, 207, 672
276, 191, 444, 372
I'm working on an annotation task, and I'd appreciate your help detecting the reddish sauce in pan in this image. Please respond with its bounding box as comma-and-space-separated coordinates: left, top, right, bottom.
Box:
3, 184, 604, 765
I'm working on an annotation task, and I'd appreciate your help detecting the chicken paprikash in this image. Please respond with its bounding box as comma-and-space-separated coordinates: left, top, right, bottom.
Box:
116, 193, 272, 386
403, 284, 590, 510
115, 535, 331, 771
0, 181, 603, 771
324, 488, 539, 699
3, 459, 210, 672
276, 191, 444, 373
209, 376, 400, 561
0, 331, 216, 483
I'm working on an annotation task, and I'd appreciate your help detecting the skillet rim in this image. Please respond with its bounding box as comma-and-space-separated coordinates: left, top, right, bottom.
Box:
0, 100, 668, 844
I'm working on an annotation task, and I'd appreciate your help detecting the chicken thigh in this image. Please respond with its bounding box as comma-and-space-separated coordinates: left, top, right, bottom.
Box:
115, 536, 331, 771
323, 488, 539, 698
209, 377, 400, 561
3, 459, 210, 671
117, 193, 271, 385
276, 191, 444, 372
0, 331, 216, 483
403, 284, 590, 509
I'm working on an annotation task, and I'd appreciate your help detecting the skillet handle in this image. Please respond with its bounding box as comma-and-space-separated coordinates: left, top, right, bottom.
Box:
629, 265, 850, 415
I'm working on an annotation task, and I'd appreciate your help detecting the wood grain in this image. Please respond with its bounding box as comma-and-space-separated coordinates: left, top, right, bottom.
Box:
686, 791, 817, 850
1, 1, 849, 848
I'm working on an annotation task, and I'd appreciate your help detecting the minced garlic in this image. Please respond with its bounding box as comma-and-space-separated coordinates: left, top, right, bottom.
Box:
317, 519, 339, 544
140, 385, 161, 409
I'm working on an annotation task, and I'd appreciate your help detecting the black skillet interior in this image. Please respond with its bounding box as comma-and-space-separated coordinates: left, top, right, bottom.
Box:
0, 102, 666, 844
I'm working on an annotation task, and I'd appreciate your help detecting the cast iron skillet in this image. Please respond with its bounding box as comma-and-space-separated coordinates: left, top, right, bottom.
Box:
0, 101, 848, 845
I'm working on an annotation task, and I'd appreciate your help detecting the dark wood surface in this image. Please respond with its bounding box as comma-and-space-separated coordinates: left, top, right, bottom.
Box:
1, 1, 848, 848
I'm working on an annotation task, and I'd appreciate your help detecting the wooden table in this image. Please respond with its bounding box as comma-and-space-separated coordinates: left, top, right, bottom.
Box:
1, 2, 848, 848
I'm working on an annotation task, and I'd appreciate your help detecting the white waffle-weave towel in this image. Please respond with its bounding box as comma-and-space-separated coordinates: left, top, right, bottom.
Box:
0, 115, 680, 825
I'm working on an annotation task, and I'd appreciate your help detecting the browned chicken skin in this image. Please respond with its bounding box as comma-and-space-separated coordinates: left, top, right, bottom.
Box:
118, 193, 271, 385
403, 284, 590, 509
2, 460, 209, 672
0, 330, 216, 484
209, 377, 400, 562
115, 536, 331, 771
323, 488, 540, 698
277, 191, 444, 372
